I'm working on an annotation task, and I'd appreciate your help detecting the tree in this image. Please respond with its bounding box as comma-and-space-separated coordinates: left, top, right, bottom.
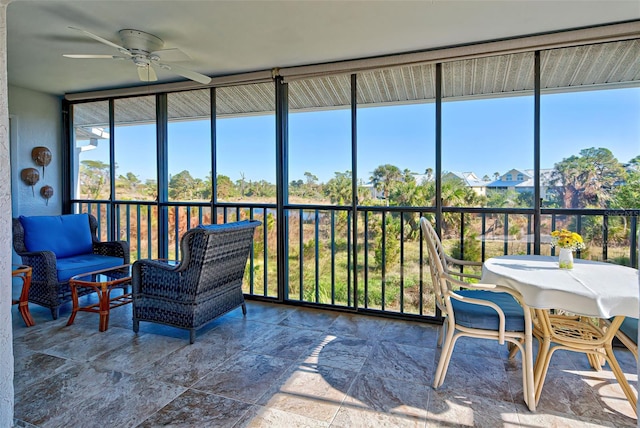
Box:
237, 172, 246, 198
201, 172, 213, 201
614, 155, 640, 210
116, 172, 141, 197
169, 170, 198, 200
425, 167, 433, 181
302, 171, 320, 198
79, 160, 110, 199
389, 177, 428, 239
216, 174, 237, 200
550, 147, 625, 208
325, 171, 353, 205
370, 164, 403, 205
486, 189, 519, 208
438, 175, 485, 236
304, 171, 318, 186
141, 179, 158, 200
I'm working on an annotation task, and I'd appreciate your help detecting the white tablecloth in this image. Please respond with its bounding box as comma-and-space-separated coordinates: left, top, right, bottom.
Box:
481, 255, 639, 318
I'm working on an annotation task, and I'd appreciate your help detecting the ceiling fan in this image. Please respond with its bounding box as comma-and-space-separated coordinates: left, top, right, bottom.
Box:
63, 27, 212, 85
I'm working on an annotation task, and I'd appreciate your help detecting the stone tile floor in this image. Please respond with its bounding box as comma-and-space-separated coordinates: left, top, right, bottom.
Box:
11, 296, 638, 427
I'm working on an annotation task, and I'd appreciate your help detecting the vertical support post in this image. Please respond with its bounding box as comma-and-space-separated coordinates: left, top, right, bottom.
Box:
276, 76, 288, 302
108, 99, 116, 241
435, 63, 443, 236
630, 215, 638, 268
602, 214, 608, 262
211, 87, 217, 224
533, 51, 542, 255
156, 93, 169, 259
61, 99, 72, 214
351, 73, 359, 310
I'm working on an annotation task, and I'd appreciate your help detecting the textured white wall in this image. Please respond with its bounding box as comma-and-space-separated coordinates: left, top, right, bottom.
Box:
9, 85, 62, 217
0, 2, 14, 425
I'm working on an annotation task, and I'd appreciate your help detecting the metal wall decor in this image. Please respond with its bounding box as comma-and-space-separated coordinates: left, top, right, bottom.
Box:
40, 185, 54, 206
32, 146, 52, 177
20, 167, 40, 196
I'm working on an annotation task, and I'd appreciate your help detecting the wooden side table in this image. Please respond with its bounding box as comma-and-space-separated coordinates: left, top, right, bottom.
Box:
12, 264, 35, 327
66, 264, 132, 332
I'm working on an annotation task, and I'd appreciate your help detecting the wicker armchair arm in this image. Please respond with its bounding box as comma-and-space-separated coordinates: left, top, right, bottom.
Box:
16, 250, 58, 282
93, 240, 130, 263
132, 259, 182, 296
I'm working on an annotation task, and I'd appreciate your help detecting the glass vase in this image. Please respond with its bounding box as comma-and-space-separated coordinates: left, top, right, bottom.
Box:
558, 248, 574, 269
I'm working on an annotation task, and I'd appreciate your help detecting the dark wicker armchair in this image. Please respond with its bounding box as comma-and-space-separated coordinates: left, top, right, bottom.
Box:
132, 220, 261, 343
12, 213, 130, 319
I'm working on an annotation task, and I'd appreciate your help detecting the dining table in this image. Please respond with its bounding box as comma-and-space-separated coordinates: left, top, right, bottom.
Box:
481, 255, 639, 411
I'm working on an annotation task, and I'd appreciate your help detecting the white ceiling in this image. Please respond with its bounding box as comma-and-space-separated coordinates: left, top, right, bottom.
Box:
7, 1, 640, 96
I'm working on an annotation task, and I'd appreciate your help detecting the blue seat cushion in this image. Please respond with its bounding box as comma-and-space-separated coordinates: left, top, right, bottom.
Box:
57, 254, 124, 282
20, 213, 93, 258
451, 289, 526, 332
618, 317, 638, 345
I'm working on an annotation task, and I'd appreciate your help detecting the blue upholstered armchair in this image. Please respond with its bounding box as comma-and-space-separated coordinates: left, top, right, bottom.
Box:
12, 213, 129, 319
132, 220, 260, 343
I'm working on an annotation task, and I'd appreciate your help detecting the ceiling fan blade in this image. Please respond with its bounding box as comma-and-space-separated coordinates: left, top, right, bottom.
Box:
150, 48, 191, 63
63, 54, 125, 59
137, 65, 158, 82
156, 62, 211, 85
68, 26, 131, 55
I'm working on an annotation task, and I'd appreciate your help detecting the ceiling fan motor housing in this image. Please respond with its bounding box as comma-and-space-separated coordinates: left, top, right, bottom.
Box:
118, 29, 164, 54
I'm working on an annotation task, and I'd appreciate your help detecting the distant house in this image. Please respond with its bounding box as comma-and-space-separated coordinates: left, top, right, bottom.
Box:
361, 168, 556, 201
485, 168, 555, 200
443, 171, 488, 196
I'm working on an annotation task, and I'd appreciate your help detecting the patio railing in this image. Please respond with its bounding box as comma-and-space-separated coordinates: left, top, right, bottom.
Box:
74, 200, 639, 322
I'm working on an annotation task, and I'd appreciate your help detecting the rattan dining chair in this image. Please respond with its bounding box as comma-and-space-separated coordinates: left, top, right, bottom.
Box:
615, 317, 638, 360
420, 217, 536, 411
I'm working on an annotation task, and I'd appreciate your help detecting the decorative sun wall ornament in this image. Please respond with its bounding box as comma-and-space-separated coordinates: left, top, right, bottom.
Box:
20, 167, 40, 196
40, 185, 54, 206
32, 146, 52, 177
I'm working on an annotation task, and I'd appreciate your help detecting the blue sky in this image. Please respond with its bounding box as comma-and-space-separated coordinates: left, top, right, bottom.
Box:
80, 87, 639, 184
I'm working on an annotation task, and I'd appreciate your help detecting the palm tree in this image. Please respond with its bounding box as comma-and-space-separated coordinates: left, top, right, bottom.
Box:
425, 167, 433, 181
370, 164, 403, 206
325, 171, 352, 205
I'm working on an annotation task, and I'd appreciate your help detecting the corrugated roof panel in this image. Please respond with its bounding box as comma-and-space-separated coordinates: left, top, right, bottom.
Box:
73, 100, 109, 127
168, 89, 210, 120
619, 40, 640, 82
216, 83, 275, 116
356, 64, 435, 104
72, 39, 639, 127
541, 40, 640, 88
443, 52, 535, 98
114, 95, 156, 124
289, 74, 351, 110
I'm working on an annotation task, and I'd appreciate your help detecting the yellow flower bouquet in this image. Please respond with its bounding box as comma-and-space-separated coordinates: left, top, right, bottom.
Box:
550, 229, 585, 269
550, 229, 586, 251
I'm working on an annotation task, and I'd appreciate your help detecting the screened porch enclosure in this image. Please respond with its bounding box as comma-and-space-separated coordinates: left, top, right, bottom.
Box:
67, 37, 640, 321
